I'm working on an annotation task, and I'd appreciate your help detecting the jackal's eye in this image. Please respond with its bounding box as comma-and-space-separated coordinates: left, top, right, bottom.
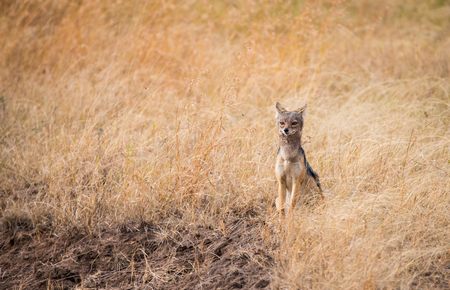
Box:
292, 121, 299, 126
279, 121, 285, 126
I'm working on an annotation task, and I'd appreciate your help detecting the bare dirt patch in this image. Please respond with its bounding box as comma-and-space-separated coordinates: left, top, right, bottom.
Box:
0, 214, 274, 290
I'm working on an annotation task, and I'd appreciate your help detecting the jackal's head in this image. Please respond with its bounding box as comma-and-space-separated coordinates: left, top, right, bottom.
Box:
275, 102, 306, 137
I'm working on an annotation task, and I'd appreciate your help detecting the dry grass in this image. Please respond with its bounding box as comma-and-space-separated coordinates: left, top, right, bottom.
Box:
0, 0, 449, 289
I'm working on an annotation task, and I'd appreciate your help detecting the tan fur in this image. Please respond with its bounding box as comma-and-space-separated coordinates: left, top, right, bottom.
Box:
275, 102, 322, 216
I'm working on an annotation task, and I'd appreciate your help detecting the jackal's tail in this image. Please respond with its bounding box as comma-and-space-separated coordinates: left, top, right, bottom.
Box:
299, 147, 323, 192
306, 161, 322, 192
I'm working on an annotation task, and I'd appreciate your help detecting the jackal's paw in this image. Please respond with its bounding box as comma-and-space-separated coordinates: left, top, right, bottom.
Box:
275, 197, 281, 211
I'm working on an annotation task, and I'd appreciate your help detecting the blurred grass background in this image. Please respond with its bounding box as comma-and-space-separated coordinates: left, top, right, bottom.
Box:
0, 0, 449, 289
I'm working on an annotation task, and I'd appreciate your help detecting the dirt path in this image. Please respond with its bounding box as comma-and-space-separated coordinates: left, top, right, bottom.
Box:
0, 215, 274, 289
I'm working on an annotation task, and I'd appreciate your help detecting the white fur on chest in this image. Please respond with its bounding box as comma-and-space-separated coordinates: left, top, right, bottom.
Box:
279, 146, 297, 161
276, 159, 303, 178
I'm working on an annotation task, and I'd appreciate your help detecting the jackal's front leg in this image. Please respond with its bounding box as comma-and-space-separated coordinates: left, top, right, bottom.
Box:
288, 172, 306, 214
276, 179, 286, 216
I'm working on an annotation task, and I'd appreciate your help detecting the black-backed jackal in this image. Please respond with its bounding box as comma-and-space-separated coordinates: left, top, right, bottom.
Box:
275, 102, 323, 216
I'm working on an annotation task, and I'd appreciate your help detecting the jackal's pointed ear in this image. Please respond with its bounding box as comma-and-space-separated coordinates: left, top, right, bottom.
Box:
296, 104, 307, 115
275, 102, 287, 114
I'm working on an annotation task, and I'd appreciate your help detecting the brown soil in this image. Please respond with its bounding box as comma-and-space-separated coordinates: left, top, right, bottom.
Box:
0, 214, 274, 290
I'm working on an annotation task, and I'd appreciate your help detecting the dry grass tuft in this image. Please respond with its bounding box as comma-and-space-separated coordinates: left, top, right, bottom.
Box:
1, 0, 449, 289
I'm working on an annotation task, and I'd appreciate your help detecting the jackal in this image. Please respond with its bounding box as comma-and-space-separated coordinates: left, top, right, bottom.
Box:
275, 102, 323, 216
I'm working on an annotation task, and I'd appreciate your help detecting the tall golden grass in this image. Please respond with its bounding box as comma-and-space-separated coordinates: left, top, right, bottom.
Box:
1, 0, 449, 289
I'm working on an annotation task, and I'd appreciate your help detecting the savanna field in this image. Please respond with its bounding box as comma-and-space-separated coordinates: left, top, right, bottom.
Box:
0, 1, 449, 289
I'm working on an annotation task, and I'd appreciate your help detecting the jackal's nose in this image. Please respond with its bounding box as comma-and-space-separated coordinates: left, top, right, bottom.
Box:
283, 128, 289, 134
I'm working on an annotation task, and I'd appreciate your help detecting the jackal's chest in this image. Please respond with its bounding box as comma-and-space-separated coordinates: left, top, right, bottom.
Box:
275, 159, 304, 178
